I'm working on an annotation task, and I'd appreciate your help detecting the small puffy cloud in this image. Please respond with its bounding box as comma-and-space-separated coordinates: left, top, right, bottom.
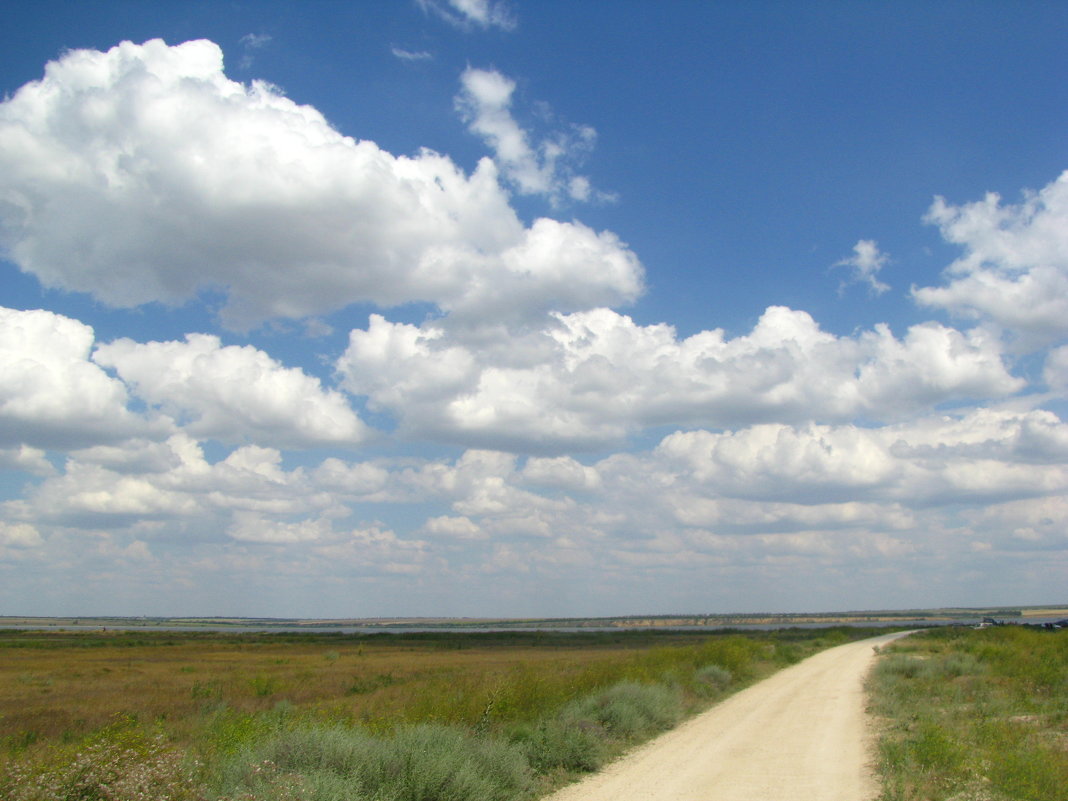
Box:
313, 458, 392, 498
1043, 345, 1068, 395
656, 424, 900, 504
93, 333, 368, 449
26, 462, 200, 523
70, 438, 192, 475
0, 445, 54, 476
238, 33, 272, 69
240, 33, 272, 48
456, 67, 605, 205
521, 456, 601, 492
422, 515, 486, 540
391, 47, 433, 61
0, 307, 161, 449
0, 521, 43, 548
228, 511, 336, 544
311, 526, 429, 575
0, 40, 641, 329
419, 0, 517, 31
914, 170, 1068, 346
338, 305, 1022, 452
833, 239, 890, 295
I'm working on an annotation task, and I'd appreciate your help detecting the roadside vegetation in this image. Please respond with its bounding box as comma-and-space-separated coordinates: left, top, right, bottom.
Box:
0, 626, 876, 800
868, 626, 1068, 801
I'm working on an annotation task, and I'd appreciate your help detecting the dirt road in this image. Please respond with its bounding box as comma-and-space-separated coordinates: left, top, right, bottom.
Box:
546, 631, 911, 801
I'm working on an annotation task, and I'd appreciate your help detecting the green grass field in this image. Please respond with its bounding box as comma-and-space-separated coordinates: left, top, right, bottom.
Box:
0, 626, 871, 800
868, 626, 1068, 801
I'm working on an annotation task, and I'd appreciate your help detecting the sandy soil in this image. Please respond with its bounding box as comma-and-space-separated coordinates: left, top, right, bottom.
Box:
545, 631, 912, 801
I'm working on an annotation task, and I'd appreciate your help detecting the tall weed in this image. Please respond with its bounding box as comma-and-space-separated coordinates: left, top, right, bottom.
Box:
0, 726, 202, 801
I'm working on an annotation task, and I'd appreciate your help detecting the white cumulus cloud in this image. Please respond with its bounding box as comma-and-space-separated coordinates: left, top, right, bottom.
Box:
0, 521, 43, 548
338, 305, 1023, 451
456, 67, 605, 205
0, 307, 162, 449
422, 515, 486, 540
93, 333, 368, 449
914, 170, 1068, 346
1044, 345, 1068, 395
834, 239, 890, 295
0, 445, 54, 476
228, 511, 337, 544
0, 40, 640, 329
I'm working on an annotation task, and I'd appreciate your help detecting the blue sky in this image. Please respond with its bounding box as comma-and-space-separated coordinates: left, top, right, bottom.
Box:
1, 0, 1067, 617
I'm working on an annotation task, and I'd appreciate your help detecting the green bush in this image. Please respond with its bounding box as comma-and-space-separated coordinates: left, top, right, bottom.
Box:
514, 717, 605, 774
562, 681, 681, 740
371, 725, 533, 801
692, 664, 732, 696
218, 723, 534, 801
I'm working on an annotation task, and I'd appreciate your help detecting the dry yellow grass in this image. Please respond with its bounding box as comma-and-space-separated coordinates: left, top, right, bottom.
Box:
0, 630, 711, 749
1020, 607, 1068, 617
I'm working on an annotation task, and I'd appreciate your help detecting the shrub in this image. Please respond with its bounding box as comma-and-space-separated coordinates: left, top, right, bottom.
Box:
693, 664, 732, 695
513, 718, 605, 774
561, 681, 681, 740
219, 723, 534, 801
371, 724, 533, 801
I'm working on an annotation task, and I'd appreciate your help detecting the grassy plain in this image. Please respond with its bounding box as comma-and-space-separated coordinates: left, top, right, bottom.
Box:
868, 626, 1068, 801
0, 626, 875, 800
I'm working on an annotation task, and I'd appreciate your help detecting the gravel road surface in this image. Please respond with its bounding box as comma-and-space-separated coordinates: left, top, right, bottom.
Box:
545, 631, 911, 801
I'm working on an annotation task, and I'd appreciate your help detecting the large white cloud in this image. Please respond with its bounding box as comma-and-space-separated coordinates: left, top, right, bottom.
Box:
6, 434, 330, 529
93, 333, 367, 449
653, 409, 1068, 508
338, 305, 1023, 451
914, 170, 1068, 346
0, 307, 162, 449
0, 39, 642, 329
